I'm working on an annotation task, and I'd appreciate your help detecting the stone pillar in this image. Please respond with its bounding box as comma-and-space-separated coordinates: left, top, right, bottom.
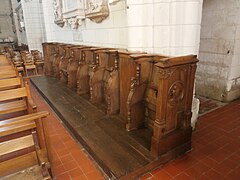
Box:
197, 0, 240, 102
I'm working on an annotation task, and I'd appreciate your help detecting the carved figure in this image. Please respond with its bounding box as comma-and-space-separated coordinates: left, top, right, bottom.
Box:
53, 0, 65, 27
85, 0, 109, 23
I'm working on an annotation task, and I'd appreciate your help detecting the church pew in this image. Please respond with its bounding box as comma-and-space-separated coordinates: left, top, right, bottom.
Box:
0, 66, 18, 79
0, 76, 24, 91
0, 84, 37, 116
0, 55, 11, 66
0, 111, 51, 178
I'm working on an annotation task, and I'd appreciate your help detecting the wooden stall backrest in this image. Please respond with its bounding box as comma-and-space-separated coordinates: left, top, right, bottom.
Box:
59, 45, 76, 83
118, 51, 148, 125
76, 47, 104, 95
66, 48, 77, 88
52, 44, 63, 78
66, 46, 87, 89
43, 42, 59, 76
138, 55, 168, 128
89, 49, 120, 115
123, 54, 155, 130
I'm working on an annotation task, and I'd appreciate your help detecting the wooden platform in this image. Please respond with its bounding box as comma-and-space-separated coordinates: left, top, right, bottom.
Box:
30, 76, 158, 179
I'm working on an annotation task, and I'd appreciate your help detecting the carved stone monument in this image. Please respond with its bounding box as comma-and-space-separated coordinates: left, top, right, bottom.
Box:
53, 0, 65, 27
85, 0, 109, 23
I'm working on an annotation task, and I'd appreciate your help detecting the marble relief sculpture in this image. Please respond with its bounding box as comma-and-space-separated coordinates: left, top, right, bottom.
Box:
53, 0, 110, 28
53, 0, 65, 27
85, 0, 109, 23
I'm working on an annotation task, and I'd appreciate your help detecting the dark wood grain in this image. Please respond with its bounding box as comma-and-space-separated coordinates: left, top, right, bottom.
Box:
31, 76, 155, 179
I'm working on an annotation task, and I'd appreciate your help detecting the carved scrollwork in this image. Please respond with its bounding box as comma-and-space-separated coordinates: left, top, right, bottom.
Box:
64, 16, 83, 29
158, 69, 173, 79
85, 0, 109, 23
168, 81, 184, 107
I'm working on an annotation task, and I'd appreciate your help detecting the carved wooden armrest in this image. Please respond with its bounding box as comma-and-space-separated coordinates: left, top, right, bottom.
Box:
127, 81, 148, 106
155, 55, 198, 68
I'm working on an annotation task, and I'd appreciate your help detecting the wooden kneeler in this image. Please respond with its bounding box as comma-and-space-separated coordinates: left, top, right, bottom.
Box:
0, 111, 52, 178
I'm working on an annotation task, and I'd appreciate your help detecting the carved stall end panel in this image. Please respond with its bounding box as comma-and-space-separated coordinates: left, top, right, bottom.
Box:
151, 55, 198, 157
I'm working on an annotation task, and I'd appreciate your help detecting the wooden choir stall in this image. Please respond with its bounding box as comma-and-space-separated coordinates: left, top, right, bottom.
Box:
39, 42, 198, 179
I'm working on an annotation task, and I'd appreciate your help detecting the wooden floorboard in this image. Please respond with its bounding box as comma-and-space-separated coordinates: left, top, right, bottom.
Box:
30, 76, 155, 179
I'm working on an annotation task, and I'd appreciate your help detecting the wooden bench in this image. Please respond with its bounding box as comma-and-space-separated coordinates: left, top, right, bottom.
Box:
0, 66, 18, 79
0, 55, 11, 66
0, 111, 51, 178
0, 84, 37, 116
0, 76, 24, 91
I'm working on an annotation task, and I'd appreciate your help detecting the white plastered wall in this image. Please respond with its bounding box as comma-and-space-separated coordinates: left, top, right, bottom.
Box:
40, 0, 203, 128
21, 0, 45, 51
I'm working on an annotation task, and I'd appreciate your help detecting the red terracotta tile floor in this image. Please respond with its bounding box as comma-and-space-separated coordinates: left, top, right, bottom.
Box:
140, 100, 240, 180
30, 82, 240, 180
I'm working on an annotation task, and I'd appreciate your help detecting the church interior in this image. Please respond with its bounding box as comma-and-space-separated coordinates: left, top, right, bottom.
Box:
0, 0, 239, 179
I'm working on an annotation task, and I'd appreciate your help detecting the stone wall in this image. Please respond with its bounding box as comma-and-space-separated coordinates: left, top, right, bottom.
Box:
11, 0, 28, 46
0, 0, 16, 42
197, 0, 240, 101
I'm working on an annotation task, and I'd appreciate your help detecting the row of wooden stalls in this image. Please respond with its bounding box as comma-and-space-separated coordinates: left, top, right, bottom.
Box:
0, 54, 51, 178
42, 42, 198, 159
